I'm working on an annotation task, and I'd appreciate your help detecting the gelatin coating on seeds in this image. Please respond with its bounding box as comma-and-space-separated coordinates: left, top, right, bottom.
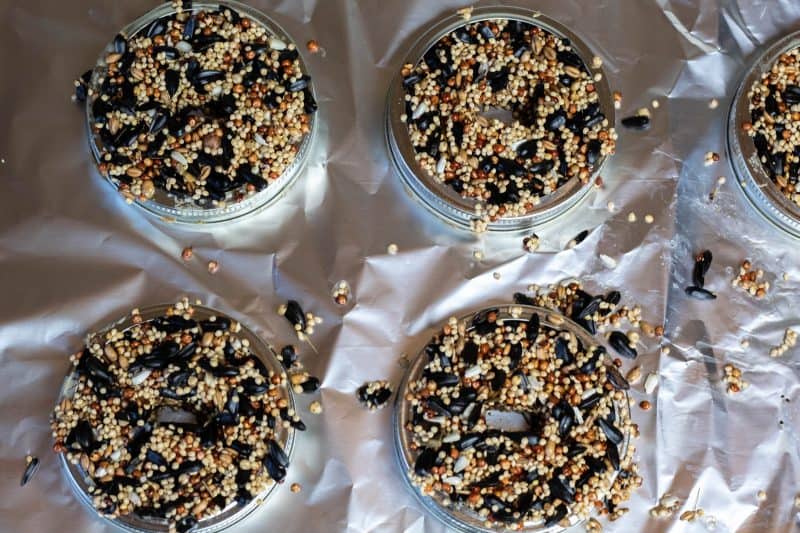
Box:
401, 19, 615, 222
404, 309, 640, 528
50, 299, 298, 529
86, 5, 316, 208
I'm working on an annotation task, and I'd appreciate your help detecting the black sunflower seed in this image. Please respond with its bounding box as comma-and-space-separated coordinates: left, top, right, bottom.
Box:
471, 308, 498, 335
268, 439, 290, 468
20, 457, 40, 486
606, 365, 630, 390
621, 115, 650, 130
685, 286, 717, 300
609, 331, 637, 359
165, 70, 180, 97
784, 85, 800, 105
282, 300, 306, 331
597, 417, 623, 445
426, 371, 459, 387
182, 15, 197, 40
516, 139, 537, 159
414, 447, 437, 475
545, 110, 567, 131
279, 345, 298, 368
607, 440, 621, 470
263, 453, 287, 483
528, 159, 554, 175
146, 18, 167, 38
586, 139, 602, 164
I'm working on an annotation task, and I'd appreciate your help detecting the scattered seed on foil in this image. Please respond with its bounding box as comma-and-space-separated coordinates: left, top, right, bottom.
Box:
356, 380, 392, 411
644, 373, 659, 395
20, 456, 40, 486
621, 115, 650, 130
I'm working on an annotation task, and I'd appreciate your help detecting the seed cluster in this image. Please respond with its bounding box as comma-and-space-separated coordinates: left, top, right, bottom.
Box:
730, 260, 769, 298
522, 233, 540, 252
769, 328, 797, 358
82, 3, 315, 209
278, 300, 322, 341
513, 282, 660, 361
357, 380, 393, 411
404, 309, 641, 528
400, 18, 614, 226
745, 47, 800, 207
723, 363, 748, 394
331, 281, 351, 305
50, 299, 301, 532
649, 493, 680, 518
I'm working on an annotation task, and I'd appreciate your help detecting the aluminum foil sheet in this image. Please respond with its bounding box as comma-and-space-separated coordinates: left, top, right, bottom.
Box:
0, 0, 796, 532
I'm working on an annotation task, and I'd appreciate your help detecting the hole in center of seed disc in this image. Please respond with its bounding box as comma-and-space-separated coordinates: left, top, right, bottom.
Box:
156, 407, 198, 425
484, 410, 530, 432
479, 105, 515, 125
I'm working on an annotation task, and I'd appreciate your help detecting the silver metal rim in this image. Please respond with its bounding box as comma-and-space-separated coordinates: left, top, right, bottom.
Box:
55, 303, 296, 532
85, 0, 317, 225
385, 7, 614, 233
728, 30, 800, 239
393, 305, 632, 532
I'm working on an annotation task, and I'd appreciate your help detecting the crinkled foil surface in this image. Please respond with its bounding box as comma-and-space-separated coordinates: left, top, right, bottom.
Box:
0, 0, 798, 532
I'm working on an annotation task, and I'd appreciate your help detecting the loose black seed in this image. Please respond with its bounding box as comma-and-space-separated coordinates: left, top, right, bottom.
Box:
621, 115, 650, 130
20, 457, 40, 486
281, 300, 306, 331
685, 286, 717, 300
300, 376, 321, 393
608, 331, 637, 359
570, 229, 589, 246
279, 345, 298, 368
692, 261, 706, 288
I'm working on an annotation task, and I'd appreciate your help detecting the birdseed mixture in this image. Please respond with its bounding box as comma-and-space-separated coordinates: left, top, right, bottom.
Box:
50, 299, 301, 532
744, 46, 800, 208
730, 259, 769, 298
357, 380, 393, 411
400, 18, 614, 225
80, 2, 316, 209
403, 308, 641, 528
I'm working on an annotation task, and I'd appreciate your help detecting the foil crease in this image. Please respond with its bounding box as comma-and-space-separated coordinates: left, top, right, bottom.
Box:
0, 0, 795, 532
